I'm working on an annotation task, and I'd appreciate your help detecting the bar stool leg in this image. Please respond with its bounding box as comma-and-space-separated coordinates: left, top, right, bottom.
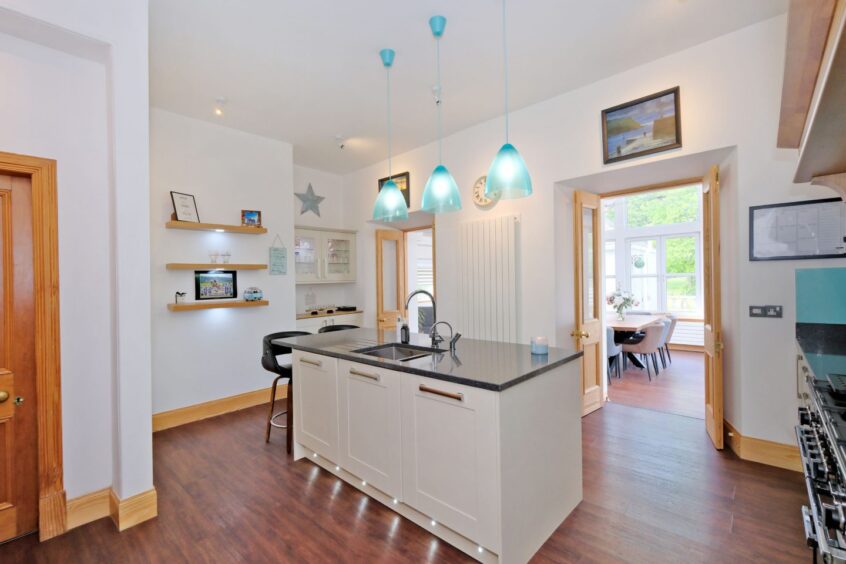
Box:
266, 375, 281, 443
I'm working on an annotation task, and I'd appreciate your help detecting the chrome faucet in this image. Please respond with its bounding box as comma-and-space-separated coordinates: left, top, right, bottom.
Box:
430, 321, 462, 353
405, 289, 437, 329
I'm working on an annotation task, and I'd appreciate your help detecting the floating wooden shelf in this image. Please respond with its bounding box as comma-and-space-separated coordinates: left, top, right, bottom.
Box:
165, 221, 267, 234
167, 300, 269, 312
166, 263, 267, 271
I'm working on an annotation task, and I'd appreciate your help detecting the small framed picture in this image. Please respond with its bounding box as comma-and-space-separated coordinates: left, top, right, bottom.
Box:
378, 172, 411, 208
601, 86, 682, 164
171, 191, 200, 222
241, 209, 262, 227
195, 270, 237, 300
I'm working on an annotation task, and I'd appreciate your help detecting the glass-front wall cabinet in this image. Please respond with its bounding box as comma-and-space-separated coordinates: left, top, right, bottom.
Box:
295, 228, 357, 284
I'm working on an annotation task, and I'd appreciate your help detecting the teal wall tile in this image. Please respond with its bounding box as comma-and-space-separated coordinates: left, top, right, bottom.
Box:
797, 268, 846, 324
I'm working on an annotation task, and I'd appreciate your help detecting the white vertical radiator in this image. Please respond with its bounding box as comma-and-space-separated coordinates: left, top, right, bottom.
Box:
457, 215, 519, 342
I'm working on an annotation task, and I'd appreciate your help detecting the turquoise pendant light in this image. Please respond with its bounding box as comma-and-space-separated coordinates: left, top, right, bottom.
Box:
422, 15, 462, 214
373, 48, 409, 222
485, 0, 532, 199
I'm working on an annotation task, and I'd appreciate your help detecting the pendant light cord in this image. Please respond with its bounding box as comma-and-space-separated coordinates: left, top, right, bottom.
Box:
386, 65, 392, 177
502, 0, 509, 143
436, 37, 443, 165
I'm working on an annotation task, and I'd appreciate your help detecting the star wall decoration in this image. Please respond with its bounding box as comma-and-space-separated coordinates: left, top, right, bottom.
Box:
295, 183, 325, 217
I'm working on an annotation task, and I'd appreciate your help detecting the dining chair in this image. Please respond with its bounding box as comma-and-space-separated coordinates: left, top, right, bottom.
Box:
622, 324, 663, 381
656, 319, 672, 369
664, 315, 678, 363
606, 326, 623, 382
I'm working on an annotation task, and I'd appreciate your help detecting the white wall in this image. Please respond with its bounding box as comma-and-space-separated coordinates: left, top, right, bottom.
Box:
0, 0, 152, 500
150, 109, 296, 413
292, 165, 357, 313
342, 15, 839, 445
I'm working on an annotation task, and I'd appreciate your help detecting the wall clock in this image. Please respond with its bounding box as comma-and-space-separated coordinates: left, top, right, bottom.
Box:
472, 176, 500, 210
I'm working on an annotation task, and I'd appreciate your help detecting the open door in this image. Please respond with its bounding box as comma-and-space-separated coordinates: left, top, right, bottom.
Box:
572, 190, 604, 416
376, 229, 406, 331
702, 165, 724, 449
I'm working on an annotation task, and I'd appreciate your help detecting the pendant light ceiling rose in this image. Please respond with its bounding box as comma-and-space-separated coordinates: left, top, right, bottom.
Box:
379, 48, 395, 68
429, 15, 446, 37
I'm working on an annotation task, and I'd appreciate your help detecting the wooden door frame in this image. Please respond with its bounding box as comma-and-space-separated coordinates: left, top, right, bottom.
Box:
375, 225, 436, 327
0, 152, 65, 540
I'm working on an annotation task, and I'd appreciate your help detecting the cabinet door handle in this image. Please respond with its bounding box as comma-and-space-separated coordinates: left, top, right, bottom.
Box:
419, 384, 463, 402
350, 368, 380, 381
300, 357, 322, 367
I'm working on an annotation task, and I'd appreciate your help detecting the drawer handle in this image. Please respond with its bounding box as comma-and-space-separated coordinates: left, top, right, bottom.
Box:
350, 368, 380, 381
419, 384, 463, 402
300, 357, 322, 367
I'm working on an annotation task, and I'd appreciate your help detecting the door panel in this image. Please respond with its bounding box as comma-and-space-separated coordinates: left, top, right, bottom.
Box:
702, 165, 724, 449
294, 352, 340, 462
0, 174, 38, 540
376, 230, 405, 330
573, 191, 603, 416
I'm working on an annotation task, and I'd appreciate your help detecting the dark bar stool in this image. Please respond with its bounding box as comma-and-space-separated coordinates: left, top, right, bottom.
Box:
261, 331, 310, 452
318, 324, 359, 333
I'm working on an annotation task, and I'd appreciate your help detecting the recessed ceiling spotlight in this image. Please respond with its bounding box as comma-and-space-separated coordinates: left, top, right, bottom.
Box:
335, 134, 345, 150
213, 96, 227, 117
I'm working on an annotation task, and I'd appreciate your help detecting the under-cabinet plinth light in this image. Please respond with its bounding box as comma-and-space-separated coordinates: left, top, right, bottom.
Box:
431, 520, 437, 527
392, 498, 398, 505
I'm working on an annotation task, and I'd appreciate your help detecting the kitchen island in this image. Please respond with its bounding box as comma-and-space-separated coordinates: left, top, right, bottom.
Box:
275, 329, 583, 563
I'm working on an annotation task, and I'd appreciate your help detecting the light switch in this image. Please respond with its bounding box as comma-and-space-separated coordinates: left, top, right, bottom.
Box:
749, 305, 783, 318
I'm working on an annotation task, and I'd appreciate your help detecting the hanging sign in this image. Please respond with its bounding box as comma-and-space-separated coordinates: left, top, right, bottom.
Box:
269, 234, 288, 275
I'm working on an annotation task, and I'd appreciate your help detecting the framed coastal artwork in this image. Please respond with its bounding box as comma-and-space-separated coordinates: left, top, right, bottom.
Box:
378, 172, 411, 208
194, 270, 237, 300
601, 86, 681, 164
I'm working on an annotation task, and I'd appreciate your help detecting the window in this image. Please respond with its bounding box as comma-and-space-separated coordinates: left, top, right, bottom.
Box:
602, 184, 703, 317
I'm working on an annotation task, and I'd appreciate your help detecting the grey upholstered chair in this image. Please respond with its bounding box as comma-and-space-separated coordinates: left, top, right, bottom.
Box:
622, 324, 664, 381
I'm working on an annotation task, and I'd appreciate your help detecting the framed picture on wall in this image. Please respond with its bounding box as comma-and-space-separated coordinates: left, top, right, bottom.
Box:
378, 172, 411, 208
170, 191, 200, 222
601, 86, 682, 164
241, 209, 262, 227
194, 270, 237, 300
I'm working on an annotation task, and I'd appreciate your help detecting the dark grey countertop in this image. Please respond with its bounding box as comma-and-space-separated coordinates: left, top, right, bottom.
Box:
274, 328, 582, 392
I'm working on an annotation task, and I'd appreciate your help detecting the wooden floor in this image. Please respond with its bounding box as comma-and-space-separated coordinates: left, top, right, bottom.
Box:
0, 401, 808, 563
607, 350, 705, 419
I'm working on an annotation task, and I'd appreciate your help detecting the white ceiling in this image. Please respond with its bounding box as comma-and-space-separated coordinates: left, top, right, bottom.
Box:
149, 0, 787, 174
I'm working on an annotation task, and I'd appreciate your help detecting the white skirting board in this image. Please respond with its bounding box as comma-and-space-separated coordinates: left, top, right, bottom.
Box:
458, 215, 519, 342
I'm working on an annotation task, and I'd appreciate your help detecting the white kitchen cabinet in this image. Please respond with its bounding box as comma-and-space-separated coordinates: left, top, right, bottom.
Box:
295, 312, 364, 332
337, 360, 403, 499
294, 227, 357, 284
400, 374, 501, 550
293, 351, 339, 462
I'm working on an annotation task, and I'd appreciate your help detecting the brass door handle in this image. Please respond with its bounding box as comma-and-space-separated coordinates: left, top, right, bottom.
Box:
0, 391, 7, 403
419, 384, 463, 402
570, 330, 590, 339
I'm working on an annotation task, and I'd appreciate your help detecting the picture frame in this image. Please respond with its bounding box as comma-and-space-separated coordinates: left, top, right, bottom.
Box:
378, 172, 411, 208
194, 270, 238, 300
241, 209, 262, 227
749, 197, 846, 261
601, 86, 682, 164
170, 191, 200, 222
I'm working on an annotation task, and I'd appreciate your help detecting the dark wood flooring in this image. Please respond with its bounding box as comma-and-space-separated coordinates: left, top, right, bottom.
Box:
0, 401, 808, 563
608, 350, 705, 419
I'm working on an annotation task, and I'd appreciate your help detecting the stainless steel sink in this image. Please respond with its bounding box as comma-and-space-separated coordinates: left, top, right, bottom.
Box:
353, 343, 441, 362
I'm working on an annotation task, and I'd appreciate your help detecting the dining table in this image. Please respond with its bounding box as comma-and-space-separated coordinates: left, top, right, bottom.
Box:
606, 313, 665, 369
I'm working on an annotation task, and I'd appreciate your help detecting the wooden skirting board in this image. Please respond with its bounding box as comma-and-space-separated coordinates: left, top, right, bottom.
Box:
152, 384, 287, 432
65, 487, 157, 533
724, 420, 801, 472
668, 343, 704, 353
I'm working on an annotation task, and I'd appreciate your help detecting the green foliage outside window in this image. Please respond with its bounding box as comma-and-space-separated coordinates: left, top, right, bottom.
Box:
626, 185, 699, 228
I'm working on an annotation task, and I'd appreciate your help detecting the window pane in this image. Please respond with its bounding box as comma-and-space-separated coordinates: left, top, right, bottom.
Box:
626, 185, 700, 228
604, 241, 615, 276
603, 200, 616, 231
666, 275, 697, 314
665, 236, 696, 274
629, 239, 657, 275
631, 276, 658, 312
605, 277, 617, 311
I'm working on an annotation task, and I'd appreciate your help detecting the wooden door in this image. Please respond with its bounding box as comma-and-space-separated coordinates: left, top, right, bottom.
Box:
0, 174, 38, 541
572, 191, 604, 416
375, 230, 405, 330
702, 165, 724, 449
337, 360, 402, 499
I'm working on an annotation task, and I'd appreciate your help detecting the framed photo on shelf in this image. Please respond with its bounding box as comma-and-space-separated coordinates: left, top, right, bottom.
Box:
601, 86, 681, 164
378, 172, 411, 208
170, 191, 200, 222
241, 209, 262, 227
194, 270, 237, 300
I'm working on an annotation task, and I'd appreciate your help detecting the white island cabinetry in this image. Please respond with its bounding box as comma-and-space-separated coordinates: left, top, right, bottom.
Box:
290, 347, 582, 564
